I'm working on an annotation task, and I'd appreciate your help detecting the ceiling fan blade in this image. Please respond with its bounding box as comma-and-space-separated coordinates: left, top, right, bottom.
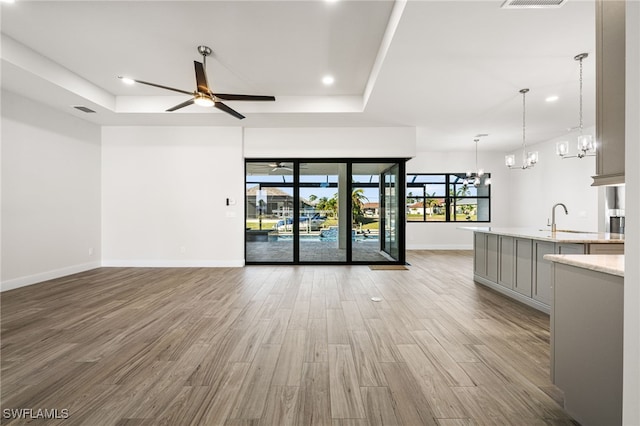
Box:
194, 61, 211, 94
166, 98, 195, 112
123, 78, 193, 96
213, 94, 276, 102
214, 101, 245, 120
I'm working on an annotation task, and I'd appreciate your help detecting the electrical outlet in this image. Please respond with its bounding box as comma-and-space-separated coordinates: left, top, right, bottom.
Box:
88, 247, 94, 256
180, 246, 186, 254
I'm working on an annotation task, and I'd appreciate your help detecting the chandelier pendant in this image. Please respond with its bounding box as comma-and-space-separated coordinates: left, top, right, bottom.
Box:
506, 88, 538, 170
556, 52, 596, 159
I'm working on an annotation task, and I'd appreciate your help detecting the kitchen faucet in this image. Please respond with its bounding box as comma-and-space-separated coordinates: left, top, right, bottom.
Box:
551, 203, 568, 232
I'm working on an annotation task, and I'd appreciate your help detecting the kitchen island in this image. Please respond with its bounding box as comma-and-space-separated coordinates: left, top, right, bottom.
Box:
545, 254, 623, 426
461, 227, 624, 313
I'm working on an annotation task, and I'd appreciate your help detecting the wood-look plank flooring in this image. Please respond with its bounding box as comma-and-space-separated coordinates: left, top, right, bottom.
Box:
0, 251, 576, 425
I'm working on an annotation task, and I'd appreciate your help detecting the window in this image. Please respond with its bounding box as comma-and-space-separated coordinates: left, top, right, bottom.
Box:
406, 173, 491, 222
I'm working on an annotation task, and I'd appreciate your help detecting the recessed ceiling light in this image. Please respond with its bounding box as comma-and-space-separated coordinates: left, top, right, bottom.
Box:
322, 75, 335, 86
0, 0, 16, 4
119, 76, 135, 85
546, 95, 559, 102
325, 0, 339, 3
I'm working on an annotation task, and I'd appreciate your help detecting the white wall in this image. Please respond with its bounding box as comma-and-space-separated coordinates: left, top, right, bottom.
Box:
504, 127, 599, 232
101, 126, 245, 267
244, 127, 416, 158
1, 91, 102, 291
624, 1, 640, 423
406, 149, 510, 249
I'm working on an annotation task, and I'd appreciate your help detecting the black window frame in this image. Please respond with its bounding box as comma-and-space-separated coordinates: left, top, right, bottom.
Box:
245, 158, 409, 265
406, 173, 491, 223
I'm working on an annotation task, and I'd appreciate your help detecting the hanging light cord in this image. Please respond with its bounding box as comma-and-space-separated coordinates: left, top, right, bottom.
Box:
475, 139, 479, 171
521, 89, 527, 164
579, 56, 584, 135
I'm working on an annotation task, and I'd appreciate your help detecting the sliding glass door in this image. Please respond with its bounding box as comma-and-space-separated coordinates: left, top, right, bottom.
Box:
245, 161, 294, 263
351, 163, 398, 262
381, 164, 401, 260
298, 162, 347, 262
245, 159, 405, 265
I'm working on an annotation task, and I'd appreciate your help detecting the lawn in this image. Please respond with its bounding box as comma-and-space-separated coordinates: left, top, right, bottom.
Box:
407, 214, 477, 222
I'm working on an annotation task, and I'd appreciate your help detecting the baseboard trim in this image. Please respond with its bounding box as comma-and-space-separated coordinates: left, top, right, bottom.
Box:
101, 259, 245, 268
473, 274, 550, 314
1, 261, 102, 292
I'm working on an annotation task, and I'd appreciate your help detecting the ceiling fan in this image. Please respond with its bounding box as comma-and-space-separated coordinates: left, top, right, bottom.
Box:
118, 45, 275, 120
269, 162, 293, 171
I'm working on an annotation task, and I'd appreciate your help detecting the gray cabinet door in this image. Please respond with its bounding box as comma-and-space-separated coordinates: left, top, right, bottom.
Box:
557, 244, 585, 255
514, 238, 532, 297
553, 264, 623, 425
474, 233, 487, 277
533, 241, 555, 305
498, 236, 515, 289
486, 234, 499, 281
587, 243, 624, 254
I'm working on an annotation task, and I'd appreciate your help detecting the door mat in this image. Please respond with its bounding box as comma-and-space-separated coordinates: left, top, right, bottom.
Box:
368, 265, 408, 270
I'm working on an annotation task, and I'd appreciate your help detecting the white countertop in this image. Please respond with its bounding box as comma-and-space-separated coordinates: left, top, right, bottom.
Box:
544, 254, 624, 277
460, 226, 625, 244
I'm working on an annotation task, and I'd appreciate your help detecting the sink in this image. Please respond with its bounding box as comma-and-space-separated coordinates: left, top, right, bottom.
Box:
538, 229, 598, 234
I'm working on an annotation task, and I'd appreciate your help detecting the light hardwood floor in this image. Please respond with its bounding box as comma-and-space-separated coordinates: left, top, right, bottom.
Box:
0, 250, 575, 425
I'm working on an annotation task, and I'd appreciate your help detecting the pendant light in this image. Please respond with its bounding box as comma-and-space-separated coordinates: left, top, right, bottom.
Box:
464, 138, 491, 186
505, 88, 538, 169
556, 53, 595, 159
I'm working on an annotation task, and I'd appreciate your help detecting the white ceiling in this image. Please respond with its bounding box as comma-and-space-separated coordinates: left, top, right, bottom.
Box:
1, 0, 595, 151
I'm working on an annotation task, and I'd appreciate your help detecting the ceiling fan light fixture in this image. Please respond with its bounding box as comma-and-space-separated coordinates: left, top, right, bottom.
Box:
119, 76, 135, 85
118, 45, 275, 119
194, 94, 214, 107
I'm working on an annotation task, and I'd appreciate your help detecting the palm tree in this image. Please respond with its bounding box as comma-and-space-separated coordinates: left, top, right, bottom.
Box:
315, 196, 328, 212
451, 184, 473, 220
425, 191, 439, 217
407, 191, 416, 205
325, 196, 338, 218
351, 188, 369, 219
